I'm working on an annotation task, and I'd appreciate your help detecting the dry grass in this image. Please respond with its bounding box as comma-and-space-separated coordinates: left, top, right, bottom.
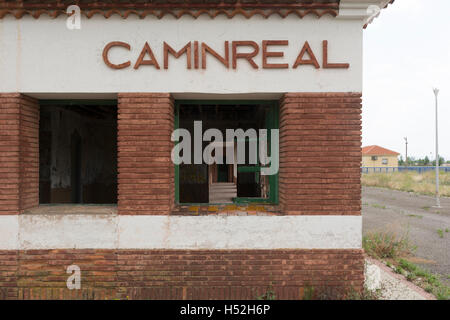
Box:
363, 231, 416, 260
363, 231, 449, 300
361, 171, 450, 197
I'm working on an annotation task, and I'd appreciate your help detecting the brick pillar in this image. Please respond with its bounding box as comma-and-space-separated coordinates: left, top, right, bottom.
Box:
279, 93, 362, 215
0, 93, 39, 215
117, 93, 174, 215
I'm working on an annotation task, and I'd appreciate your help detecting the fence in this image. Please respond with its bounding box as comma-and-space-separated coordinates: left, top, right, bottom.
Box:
361, 166, 450, 174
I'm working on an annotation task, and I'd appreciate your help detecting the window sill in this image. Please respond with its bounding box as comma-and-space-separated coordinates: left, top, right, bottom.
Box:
21, 204, 281, 216
172, 204, 282, 216
22, 204, 118, 215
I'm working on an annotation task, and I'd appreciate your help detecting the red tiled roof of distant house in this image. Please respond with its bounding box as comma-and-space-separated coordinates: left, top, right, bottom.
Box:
362, 145, 400, 156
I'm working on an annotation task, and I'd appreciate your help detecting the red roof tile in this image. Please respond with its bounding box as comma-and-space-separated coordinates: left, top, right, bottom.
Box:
0, 1, 394, 24
362, 145, 400, 156
0, 1, 340, 19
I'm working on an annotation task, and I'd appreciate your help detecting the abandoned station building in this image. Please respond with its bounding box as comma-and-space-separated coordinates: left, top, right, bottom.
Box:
0, 1, 392, 299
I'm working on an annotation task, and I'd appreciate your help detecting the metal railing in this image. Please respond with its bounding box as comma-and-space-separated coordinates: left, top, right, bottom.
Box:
361, 166, 450, 174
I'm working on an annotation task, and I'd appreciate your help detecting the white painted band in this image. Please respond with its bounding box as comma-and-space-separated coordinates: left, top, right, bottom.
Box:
0, 215, 361, 250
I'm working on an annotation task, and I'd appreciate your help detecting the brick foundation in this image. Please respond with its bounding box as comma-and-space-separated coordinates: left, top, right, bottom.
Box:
0, 93, 39, 215
0, 250, 18, 300
117, 93, 174, 215
0, 249, 364, 300
279, 93, 362, 215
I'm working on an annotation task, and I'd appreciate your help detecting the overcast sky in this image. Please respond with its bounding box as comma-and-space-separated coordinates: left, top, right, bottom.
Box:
363, 0, 450, 160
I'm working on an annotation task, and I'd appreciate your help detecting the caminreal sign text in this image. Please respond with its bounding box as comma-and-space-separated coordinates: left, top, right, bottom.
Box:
102, 40, 350, 70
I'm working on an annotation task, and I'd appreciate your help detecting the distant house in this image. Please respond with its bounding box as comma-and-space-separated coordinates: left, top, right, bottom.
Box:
362, 145, 400, 169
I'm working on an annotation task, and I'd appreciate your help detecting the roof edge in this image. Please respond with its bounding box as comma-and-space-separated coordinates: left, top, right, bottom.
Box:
0, 1, 339, 10
0, 1, 340, 20
337, 0, 394, 27
0, 9, 339, 20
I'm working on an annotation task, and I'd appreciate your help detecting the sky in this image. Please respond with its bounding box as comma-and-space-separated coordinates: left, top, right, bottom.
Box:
363, 0, 450, 160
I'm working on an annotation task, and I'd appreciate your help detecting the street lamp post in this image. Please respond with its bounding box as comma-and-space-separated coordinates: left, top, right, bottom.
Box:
404, 137, 408, 170
433, 88, 441, 208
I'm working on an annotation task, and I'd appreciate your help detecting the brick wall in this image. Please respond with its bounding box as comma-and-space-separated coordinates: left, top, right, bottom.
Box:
279, 93, 362, 215
0, 92, 362, 216
117, 93, 174, 215
0, 93, 39, 215
0, 250, 18, 300
0, 249, 364, 300
0, 92, 366, 300
19, 96, 40, 211
117, 249, 364, 300
16, 250, 117, 300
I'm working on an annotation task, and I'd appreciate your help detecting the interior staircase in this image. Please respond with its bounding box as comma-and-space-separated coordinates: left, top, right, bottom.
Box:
209, 183, 237, 204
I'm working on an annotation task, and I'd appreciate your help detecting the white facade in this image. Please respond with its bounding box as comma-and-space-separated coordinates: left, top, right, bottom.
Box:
0, 1, 391, 252
0, 14, 364, 97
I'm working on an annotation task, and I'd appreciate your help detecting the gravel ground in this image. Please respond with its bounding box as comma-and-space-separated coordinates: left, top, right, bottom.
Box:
362, 186, 450, 285
365, 258, 434, 300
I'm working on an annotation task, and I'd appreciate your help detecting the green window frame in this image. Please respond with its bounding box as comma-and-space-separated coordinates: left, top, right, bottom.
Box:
174, 100, 279, 205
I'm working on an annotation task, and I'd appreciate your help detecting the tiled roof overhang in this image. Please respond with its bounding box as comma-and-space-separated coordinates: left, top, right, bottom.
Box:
0, 0, 340, 19
363, 0, 395, 28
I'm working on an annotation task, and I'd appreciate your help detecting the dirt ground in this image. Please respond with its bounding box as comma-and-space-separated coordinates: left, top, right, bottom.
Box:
362, 186, 450, 285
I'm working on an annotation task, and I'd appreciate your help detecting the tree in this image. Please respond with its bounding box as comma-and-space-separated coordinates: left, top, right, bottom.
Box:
431, 157, 445, 166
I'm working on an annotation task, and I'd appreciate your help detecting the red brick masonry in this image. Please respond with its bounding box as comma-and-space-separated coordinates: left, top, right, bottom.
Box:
0, 92, 363, 299
0, 94, 39, 215
118, 93, 174, 215
117, 92, 362, 216
0, 249, 364, 300
279, 93, 362, 215
1, 92, 362, 216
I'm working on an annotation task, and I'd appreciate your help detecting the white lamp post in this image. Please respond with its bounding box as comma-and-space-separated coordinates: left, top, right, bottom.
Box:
433, 88, 441, 208
404, 137, 408, 170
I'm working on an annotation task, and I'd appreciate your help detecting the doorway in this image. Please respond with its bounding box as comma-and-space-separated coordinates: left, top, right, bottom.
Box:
217, 164, 229, 182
